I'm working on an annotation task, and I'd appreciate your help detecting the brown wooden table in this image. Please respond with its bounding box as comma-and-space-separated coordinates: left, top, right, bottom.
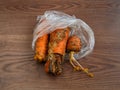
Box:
0, 0, 120, 90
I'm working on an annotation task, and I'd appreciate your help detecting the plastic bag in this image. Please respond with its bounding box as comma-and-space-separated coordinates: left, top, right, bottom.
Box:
32, 11, 95, 59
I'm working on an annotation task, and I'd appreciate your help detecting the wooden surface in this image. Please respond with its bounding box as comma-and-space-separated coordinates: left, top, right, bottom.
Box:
0, 0, 120, 90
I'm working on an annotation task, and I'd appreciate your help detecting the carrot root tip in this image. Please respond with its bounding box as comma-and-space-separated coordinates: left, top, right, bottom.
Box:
69, 51, 94, 78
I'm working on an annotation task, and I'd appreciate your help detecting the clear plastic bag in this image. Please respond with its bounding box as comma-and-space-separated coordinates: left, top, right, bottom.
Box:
32, 11, 95, 59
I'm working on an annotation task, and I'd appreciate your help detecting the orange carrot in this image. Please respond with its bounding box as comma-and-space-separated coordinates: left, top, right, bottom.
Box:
49, 27, 70, 55
67, 35, 82, 52
67, 35, 94, 77
34, 34, 48, 62
45, 27, 70, 75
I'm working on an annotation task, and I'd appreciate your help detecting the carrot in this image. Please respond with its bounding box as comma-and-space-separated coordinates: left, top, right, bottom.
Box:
45, 27, 70, 75
67, 35, 94, 77
67, 35, 82, 52
49, 27, 70, 55
34, 34, 48, 62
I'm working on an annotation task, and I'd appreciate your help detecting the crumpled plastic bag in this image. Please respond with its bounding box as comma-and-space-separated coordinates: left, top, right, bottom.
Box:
32, 11, 95, 59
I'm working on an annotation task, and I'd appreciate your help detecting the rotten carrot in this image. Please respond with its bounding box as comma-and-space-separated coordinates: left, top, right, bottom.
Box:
34, 34, 48, 62
45, 27, 70, 75
67, 35, 81, 52
67, 35, 94, 77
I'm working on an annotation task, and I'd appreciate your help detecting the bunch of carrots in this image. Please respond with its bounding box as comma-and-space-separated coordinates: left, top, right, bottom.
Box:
34, 27, 93, 77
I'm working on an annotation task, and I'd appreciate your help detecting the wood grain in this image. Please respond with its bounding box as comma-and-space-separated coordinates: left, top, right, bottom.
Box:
0, 0, 120, 90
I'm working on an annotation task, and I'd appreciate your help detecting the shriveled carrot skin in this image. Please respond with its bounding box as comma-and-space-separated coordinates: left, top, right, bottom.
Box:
67, 35, 82, 52
45, 54, 63, 75
34, 34, 48, 62
45, 59, 50, 73
45, 27, 70, 75
48, 27, 70, 55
